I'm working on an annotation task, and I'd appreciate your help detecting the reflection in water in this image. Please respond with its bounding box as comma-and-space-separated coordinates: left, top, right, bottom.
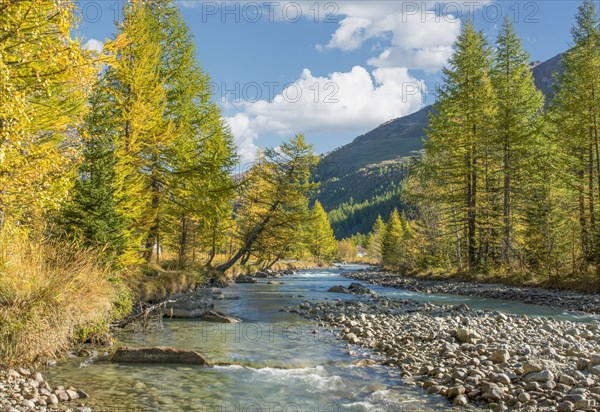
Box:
44, 266, 594, 411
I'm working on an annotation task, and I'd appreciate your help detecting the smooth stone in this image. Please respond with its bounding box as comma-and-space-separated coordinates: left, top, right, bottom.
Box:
111, 346, 210, 365
200, 311, 241, 323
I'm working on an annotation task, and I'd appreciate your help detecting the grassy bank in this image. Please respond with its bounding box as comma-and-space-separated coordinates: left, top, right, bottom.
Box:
0, 230, 117, 367
0, 234, 331, 368
384, 265, 600, 293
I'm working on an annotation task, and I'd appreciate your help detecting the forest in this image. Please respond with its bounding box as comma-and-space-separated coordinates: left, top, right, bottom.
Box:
357, 1, 600, 290
0, 0, 337, 365
1, 0, 598, 370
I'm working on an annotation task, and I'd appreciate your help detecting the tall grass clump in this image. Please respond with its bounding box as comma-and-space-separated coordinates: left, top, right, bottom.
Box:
0, 227, 116, 367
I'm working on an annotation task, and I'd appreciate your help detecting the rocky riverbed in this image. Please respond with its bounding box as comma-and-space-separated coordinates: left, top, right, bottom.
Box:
293, 296, 600, 411
344, 270, 600, 314
0, 368, 90, 412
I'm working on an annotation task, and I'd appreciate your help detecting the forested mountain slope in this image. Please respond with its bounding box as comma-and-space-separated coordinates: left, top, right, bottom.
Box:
317, 53, 563, 239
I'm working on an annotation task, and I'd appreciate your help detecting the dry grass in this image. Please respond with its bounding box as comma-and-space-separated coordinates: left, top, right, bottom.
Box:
0, 228, 115, 367
398, 265, 600, 293
134, 263, 203, 303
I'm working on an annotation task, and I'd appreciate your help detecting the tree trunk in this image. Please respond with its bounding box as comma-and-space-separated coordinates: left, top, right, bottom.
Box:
178, 214, 188, 267
503, 135, 511, 264
216, 200, 281, 272
579, 163, 589, 263
144, 174, 161, 264
467, 145, 477, 270
206, 225, 217, 266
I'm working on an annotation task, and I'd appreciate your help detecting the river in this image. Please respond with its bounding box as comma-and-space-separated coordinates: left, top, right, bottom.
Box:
43, 265, 599, 411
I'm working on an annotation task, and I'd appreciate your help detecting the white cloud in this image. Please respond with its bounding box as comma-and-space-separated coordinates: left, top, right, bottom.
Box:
311, 1, 496, 84
324, 17, 372, 51
213, 1, 490, 159
226, 113, 260, 165
320, 1, 489, 72
226, 66, 424, 162
83, 39, 104, 53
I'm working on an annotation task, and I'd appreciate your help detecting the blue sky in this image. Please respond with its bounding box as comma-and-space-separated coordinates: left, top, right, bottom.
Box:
77, 1, 585, 163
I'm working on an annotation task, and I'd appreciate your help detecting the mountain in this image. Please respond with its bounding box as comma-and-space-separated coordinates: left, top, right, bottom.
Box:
318, 53, 564, 239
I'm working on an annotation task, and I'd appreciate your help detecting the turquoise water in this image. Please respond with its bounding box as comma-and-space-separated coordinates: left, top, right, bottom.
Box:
43, 265, 596, 411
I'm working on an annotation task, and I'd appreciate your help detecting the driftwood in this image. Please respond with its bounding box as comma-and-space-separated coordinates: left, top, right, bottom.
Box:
112, 299, 176, 329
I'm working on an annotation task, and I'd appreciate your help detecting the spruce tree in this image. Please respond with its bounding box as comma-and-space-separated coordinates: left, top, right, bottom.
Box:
59, 84, 126, 263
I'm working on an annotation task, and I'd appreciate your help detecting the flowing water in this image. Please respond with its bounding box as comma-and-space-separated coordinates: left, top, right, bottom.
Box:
44, 265, 599, 411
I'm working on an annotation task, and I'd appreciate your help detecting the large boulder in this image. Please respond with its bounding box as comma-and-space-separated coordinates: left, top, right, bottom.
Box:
328, 285, 351, 294
111, 346, 209, 365
327, 283, 376, 295
200, 311, 241, 323
164, 288, 213, 318
348, 282, 376, 295
235, 275, 258, 283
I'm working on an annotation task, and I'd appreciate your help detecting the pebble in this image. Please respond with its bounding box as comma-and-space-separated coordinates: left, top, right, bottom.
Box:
344, 270, 600, 314
293, 294, 600, 411
0, 369, 89, 411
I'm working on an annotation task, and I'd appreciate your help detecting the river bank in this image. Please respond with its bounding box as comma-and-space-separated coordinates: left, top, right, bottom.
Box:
295, 296, 600, 411
22, 265, 600, 411
344, 270, 600, 314
0, 368, 91, 412
0, 266, 324, 412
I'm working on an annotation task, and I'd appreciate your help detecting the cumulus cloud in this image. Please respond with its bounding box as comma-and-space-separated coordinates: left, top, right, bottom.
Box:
226, 66, 424, 162
83, 39, 104, 53
319, 1, 489, 72
213, 1, 490, 161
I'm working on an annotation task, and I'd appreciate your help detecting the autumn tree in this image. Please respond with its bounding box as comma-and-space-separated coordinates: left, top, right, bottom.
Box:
551, 0, 600, 273
492, 16, 545, 266
367, 215, 386, 262
381, 209, 404, 268
0, 1, 97, 229
308, 200, 338, 261
425, 22, 496, 270
146, 0, 237, 266
218, 135, 319, 271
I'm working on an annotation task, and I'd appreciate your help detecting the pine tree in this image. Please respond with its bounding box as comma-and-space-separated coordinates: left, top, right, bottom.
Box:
492, 16, 545, 266
425, 22, 496, 270
308, 201, 338, 261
